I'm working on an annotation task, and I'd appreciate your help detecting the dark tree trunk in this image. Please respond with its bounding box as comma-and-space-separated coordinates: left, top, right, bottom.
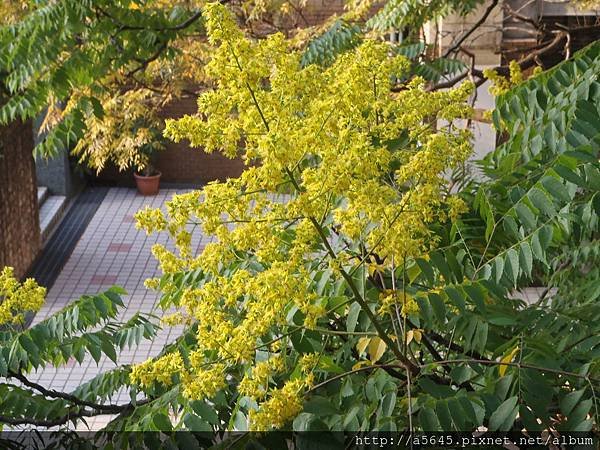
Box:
0, 120, 40, 278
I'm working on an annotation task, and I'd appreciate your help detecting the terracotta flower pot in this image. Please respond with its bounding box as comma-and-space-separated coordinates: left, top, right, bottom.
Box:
134, 172, 161, 196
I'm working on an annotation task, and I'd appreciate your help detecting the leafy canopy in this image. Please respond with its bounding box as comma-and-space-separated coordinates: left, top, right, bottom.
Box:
0, 0, 482, 173
0, 1, 599, 443
0, 0, 203, 164
130, 2, 599, 436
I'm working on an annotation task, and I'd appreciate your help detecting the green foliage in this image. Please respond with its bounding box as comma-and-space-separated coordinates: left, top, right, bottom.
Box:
428, 42, 600, 433
0, 0, 203, 158
475, 42, 600, 291
393, 41, 467, 83
412, 56, 466, 83
0, 287, 161, 429
110, 39, 599, 439
303, 32, 467, 84
300, 19, 361, 67
94, 39, 599, 441
367, 0, 484, 34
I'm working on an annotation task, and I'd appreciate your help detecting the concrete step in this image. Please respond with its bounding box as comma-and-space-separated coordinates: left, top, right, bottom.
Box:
37, 186, 49, 206
39, 194, 67, 243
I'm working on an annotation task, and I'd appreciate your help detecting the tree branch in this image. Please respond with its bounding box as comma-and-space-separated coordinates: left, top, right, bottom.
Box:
420, 359, 600, 383
96, 7, 204, 34
307, 363, 407, 393
414, 324, 490, 362
444, 0, 499, 58
427, 31, 568, 91
127, 42, 168, 77
429, 47, 476, 91
297, 176, 420, 375
0, 409, 102, 428
502, 3, 540, 29
8, 371, 144, 414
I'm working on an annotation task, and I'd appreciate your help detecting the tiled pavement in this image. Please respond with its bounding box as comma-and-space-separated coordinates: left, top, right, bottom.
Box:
27, 187, 210, 429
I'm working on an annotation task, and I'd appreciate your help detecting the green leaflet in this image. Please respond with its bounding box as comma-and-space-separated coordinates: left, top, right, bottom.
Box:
301, 20, 362, 68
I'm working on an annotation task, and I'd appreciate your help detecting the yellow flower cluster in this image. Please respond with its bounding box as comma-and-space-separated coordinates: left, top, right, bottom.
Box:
299, 353, 320, 373
176, 262, 319, 363
446, 195, 468, 222
135, 207, 167, 235
484, 60, 530, 96
151, 244, 187, 274
130, 352, 183, 388
378, 290, 418, 317
0, 267, 46, 326
181, 361, 227, 400
133, 2, 474, 428
143, 277, 161, 291
401, 294, 420, 318
130, 350, 230, 401
248, 354, 316, 430
248, 378, 309, 431
239, 355, 285, 400
378, 289, 398, 315
161, 311, 188, 326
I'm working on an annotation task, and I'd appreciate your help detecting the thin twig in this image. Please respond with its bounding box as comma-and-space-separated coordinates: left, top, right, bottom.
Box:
420, 359, 600, 383
444, 0, 500, 58
307, 363, 406, 393
8, 371, 144, 413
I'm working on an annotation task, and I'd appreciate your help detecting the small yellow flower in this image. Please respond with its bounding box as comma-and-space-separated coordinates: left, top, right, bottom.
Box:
401, 294, 419, 318
143, 277, 160, 290
181, 362, 227, 400
239, 355, 285, 400
0, 267, 45, 326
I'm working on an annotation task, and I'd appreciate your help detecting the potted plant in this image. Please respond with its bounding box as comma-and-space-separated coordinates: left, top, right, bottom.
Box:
71, 89, 166, 195
133, 139, 163, 196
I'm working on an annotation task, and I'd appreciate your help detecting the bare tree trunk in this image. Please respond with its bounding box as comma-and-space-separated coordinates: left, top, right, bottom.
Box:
0, 120, 40, 278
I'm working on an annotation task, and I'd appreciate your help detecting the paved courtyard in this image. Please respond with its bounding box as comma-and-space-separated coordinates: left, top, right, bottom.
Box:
28, 187, 209, 429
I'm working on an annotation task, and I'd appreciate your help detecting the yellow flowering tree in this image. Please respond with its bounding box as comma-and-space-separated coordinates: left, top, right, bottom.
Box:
0, 0, 489, 172
127, 3, 600, 438
133, 1, 474, 429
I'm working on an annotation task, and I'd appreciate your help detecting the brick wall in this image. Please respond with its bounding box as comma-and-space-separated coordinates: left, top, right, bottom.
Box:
303, 0, 345, 25
95, 96, 245, 185
156, 98, 245, 183
0, 120, 40, 278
